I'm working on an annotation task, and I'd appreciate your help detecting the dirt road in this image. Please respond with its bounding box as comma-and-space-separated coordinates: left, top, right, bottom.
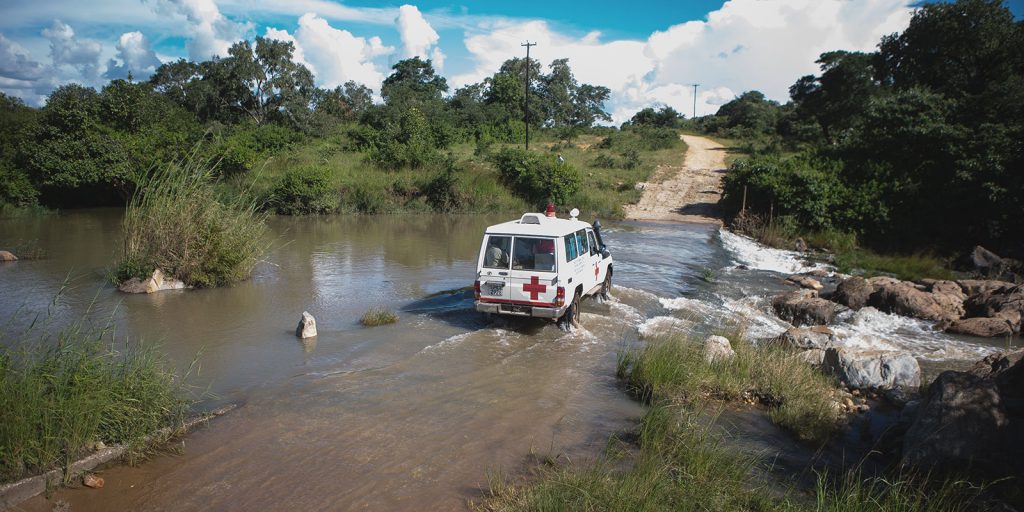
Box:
623, 134, 728, 225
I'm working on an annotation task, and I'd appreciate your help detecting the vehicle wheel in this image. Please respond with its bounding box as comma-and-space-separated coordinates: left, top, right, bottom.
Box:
559, 296, 580, 330
600, 270, 612, 301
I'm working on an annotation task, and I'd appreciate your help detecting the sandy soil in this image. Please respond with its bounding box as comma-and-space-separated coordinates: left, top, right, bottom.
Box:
623, 134, 728, 225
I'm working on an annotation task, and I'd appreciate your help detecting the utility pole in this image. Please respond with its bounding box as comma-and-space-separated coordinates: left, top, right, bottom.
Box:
522, 41, 536, 150
689, 83, 700, 119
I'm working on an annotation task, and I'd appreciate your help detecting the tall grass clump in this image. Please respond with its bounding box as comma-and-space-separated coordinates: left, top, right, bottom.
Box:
118, 155, 268, 288
617, 333, 842, 443
360, 307, 398, 327
0, 313, 193, 483
479, 403, 784, 511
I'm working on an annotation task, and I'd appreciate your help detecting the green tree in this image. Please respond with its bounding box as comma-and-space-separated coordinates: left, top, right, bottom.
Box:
224, 37, 315, 127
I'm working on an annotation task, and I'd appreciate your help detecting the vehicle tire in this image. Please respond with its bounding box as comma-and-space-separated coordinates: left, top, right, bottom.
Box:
600, 269, 612, 301
559, 295, 580, 330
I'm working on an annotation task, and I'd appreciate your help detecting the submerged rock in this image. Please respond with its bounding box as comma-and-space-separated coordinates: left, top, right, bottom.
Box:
0, 250, 17, 262
771, 289, 842, 326
822, 347, 921, 390
82, 474, 104, 489
703, 335, 735, 363
296, 311, 317, 339
901, 350, 1024, 477
786, 275, 823, 291
118, 269, 186, 294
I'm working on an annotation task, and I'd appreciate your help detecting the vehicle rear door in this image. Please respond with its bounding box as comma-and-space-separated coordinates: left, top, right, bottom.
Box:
478, 234, 512, 301
508, 236, 558, 306
587, 229, 604, 285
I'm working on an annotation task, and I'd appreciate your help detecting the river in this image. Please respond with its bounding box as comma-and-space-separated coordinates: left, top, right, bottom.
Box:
1, 210, 1017, 510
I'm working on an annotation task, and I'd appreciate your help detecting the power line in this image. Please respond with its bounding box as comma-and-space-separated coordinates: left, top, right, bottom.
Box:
522, 41, 536, 150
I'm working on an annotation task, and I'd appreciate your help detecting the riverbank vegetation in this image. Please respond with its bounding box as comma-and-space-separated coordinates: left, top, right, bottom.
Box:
360, 307, 399, 327
480, 331, 983, 511
668, 0, 1021, 271
117, 156, 268, 288
0, 311, 193, 483
0, 38, 682, 221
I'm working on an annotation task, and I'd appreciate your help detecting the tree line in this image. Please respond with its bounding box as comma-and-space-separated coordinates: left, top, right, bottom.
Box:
681, 0, 1022, 257
0, 36, 612, 209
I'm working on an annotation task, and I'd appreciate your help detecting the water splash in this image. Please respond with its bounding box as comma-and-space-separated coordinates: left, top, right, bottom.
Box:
719, 229, 830, 275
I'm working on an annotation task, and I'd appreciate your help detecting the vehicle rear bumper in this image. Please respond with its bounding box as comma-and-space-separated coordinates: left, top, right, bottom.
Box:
475, 301, 563, 318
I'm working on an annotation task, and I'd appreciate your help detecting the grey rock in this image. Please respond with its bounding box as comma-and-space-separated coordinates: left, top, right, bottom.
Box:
786, 275, 823, 291
296, 311, 317, 339
901, 350, 1024, 477
867, 278, 961, 323
772, 325, 836, 350
703, 335, 735, 363
971, 245, 1003, 270
947, 317, 1014, 338
822, 347, 921, 390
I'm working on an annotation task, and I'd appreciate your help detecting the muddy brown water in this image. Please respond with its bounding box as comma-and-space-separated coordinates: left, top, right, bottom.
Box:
1, 210, 1017, 511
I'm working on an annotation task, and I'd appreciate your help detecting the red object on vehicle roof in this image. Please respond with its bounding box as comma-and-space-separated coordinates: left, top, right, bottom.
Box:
545, 203, 556, 217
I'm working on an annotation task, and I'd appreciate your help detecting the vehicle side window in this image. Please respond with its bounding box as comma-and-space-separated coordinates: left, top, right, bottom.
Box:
588, 231, 598, 255
483, 235, 511, 269
575, 230, 588, 257
512, 237, 557, 272
564, 234, 577, 262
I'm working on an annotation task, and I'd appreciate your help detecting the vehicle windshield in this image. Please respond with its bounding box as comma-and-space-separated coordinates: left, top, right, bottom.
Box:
512, 237, 556, 272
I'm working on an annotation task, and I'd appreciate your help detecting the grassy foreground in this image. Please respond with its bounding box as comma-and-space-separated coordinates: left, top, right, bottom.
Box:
478, 332, 982, 511
0, 312, 193, 483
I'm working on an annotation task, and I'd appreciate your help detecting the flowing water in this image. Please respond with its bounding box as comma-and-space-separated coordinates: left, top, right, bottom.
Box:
1, 210, 1018, 511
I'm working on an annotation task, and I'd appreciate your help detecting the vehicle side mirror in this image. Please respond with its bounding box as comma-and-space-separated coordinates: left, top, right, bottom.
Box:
601, 249, 610, 259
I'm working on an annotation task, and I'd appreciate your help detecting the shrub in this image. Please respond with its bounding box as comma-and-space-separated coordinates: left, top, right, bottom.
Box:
270, 166, 339, 215
424, 157, 463, 212
118, 155, 268, 287
365, 108, 438, 170
591, 154, 617, 169
634, 126, 681, 150
620, 148, 642, 170
490, 148, 581, 208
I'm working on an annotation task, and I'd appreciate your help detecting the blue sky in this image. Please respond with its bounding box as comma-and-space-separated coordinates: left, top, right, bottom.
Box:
1, 0, 1020, 121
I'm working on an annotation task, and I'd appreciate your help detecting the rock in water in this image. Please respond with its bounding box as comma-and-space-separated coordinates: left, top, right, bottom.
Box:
703, 335, 735, 363
118, 268, 187, 294
771, 289, 842, 326
866, 277, 962, 323
833, 276, 872, 310
947, 317, 1014, 337
296, 311, 317, 339
82, 474, 105, 489
822, 348, 921, 390
901, 350, 1024, 477
772, 326, 836, 350
0, 250, 17, 262
786, 275, 823, 291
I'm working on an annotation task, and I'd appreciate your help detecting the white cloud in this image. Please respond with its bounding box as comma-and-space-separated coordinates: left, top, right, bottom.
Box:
104, 31, 162, 80
156, 0, 251, 60
395, 4, 444, 69
285, 13, 393, 91
454, 0, 914, 123
42, 19, 103, 79
0, 33, 46, 82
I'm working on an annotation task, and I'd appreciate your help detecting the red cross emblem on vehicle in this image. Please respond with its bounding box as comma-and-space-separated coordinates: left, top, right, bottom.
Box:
594, 263, 599, 278
523, 275, 547, 300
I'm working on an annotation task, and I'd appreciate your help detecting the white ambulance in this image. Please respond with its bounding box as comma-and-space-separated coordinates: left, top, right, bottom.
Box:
474, 207, 613, 328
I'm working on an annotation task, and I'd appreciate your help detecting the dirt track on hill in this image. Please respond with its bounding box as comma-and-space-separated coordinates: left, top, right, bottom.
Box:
623, 134, 728, 225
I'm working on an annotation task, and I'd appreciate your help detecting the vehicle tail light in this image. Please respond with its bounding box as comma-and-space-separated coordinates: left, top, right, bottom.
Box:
474, 280, 481, 300
555, 286, 565, 307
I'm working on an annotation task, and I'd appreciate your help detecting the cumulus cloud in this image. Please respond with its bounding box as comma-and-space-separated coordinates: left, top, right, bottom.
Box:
42, 19, 103, 79
104, 31, 162, 80
455, 0, 914, 123
0, 33, 47, 82
395, 4, 444, 69
267, 13, 392, 92
157, 0, 251, 60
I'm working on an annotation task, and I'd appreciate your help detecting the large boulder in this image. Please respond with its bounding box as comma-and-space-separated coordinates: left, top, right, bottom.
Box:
296, 311, 317, 339
946, 317, 1014, 338
772, 289, 843, 326
962, 284, 1023, 333
0, 250, 16, 262
866, 278, 962, 323
957, 279, 1016, 296
833, 276, 872, 310
901, 350, 1024, 477
822, 347, 921, 390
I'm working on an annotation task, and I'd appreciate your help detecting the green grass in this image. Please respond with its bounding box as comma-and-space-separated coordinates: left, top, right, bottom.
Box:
617, 332, 842, 444
0, 310, 194, 483
360, 307, 398, 327
118, 153, 269, 288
